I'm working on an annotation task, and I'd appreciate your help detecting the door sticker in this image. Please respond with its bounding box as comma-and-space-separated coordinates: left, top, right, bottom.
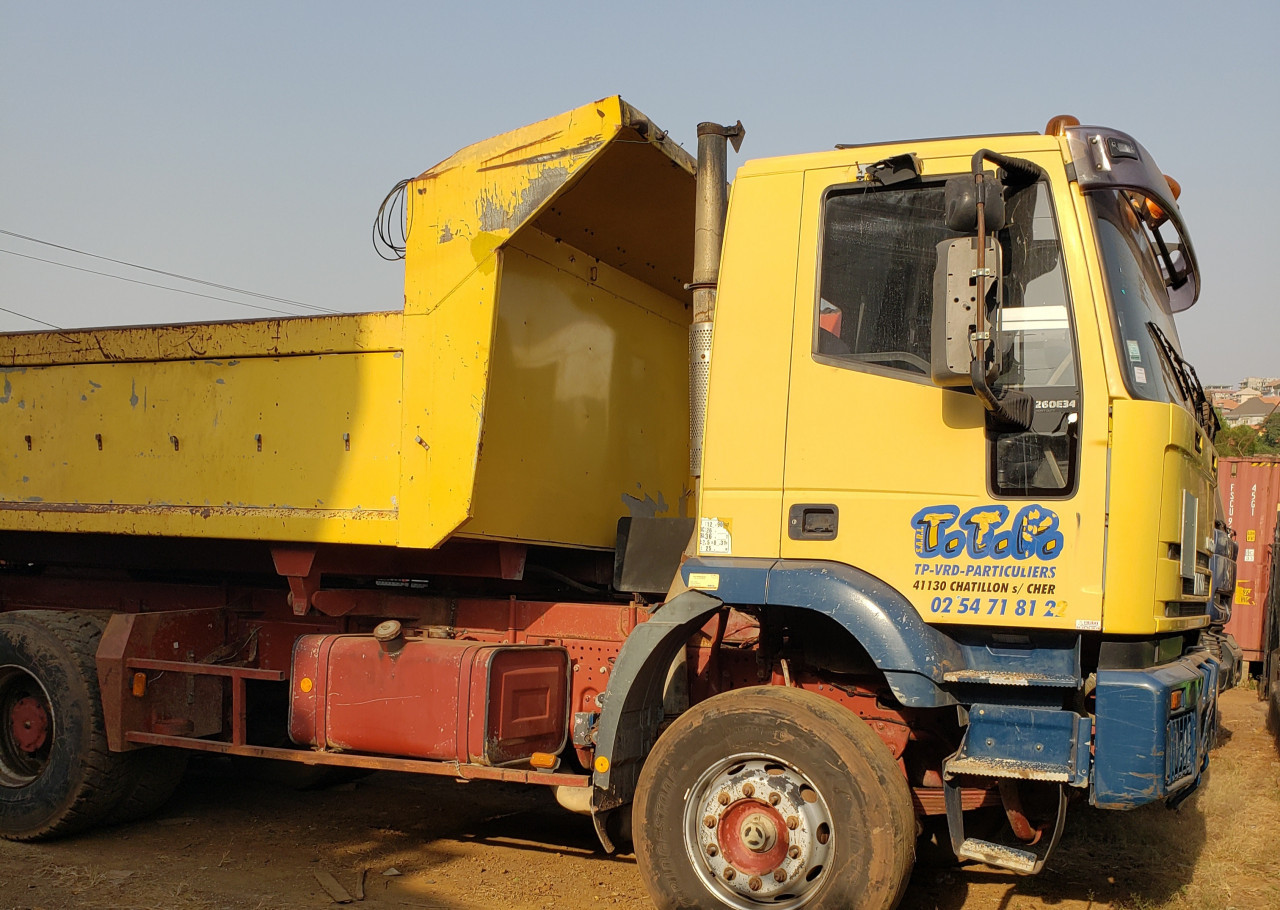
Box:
910, 504, 1066, 620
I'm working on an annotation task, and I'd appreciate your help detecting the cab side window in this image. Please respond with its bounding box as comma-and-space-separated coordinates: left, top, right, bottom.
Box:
817, 185, 958, 378
816, 179, 1080, 497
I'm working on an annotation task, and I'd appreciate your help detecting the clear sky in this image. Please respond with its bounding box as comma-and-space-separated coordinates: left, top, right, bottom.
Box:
2, 1, 1275, 384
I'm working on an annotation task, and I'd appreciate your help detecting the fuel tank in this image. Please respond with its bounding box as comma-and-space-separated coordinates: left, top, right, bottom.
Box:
289, 628, 570, 765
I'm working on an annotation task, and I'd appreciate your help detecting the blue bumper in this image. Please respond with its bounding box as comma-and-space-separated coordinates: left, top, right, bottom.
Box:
1091, 650, 1219, 808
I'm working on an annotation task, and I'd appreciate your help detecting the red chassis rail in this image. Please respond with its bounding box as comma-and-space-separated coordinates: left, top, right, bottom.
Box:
0, 537, 993, 813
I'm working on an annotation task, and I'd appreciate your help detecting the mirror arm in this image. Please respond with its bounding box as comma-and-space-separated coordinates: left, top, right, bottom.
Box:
973, 171, 992, 371
970, 149, 1046, 188
970, 358, 1035, 430
962, 149, 1046, 431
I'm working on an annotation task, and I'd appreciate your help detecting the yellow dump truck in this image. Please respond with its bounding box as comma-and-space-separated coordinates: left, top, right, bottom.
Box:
0, 97, 1224, 910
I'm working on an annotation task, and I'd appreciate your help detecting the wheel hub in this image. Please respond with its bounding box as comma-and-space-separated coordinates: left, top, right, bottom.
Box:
740, 812, 778, 853
10, 697, 49, 753
686, 756, 834, 908
0, 666, 54, 786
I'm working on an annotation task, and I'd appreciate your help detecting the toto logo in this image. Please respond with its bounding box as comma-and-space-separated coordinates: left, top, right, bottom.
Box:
911, 504, 1064, 560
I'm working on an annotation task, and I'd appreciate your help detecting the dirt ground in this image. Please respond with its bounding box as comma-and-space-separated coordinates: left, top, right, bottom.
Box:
1, 687, 1277, 910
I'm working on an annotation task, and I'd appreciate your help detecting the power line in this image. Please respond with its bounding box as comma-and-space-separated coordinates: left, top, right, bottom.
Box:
0, 248, 300, 317
0, 305, 60, 331
0, 228, 341, 315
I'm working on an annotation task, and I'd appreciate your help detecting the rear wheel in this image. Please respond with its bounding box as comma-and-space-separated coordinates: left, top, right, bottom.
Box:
634, 686, 915, 910
111, 747, 189, 823
0, 611, 130, 840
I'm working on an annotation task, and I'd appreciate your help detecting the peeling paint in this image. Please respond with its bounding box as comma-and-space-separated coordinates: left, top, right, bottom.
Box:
622, 491, 669, 519
129, 380, 139, 408
0, 377, 10, 403
477, 165, 571, 233
439, 223, 454, 243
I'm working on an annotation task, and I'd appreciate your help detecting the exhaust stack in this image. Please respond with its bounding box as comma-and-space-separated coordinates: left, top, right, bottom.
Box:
688, 120, 744, 477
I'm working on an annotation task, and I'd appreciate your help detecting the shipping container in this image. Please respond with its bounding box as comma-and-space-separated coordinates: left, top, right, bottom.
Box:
1217, 457, 1280, 663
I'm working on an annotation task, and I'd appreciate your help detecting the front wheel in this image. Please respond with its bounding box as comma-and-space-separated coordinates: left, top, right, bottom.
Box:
633, 686, 915, 910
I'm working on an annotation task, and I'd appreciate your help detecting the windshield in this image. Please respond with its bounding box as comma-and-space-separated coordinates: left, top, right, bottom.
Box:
1091, 189, 1216, 436
1093, 189, 1186, 404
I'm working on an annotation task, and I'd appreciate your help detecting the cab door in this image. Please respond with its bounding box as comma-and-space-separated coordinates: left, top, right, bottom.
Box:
779, 153, 1107, 632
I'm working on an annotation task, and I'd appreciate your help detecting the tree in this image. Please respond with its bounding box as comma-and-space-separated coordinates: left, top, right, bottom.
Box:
1261, 411, 1280, 450
1214, 408, 1274, 457
1215, 423, 1264, 457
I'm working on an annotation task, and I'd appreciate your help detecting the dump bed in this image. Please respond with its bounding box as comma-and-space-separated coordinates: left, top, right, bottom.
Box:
0, 97, 694, 552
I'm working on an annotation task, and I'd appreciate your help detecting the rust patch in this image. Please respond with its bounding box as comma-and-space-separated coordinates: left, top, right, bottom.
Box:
0, 501, 396, 521
475, 138, 603, 172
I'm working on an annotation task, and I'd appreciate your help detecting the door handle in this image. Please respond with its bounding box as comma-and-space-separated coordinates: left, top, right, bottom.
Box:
788, 504, 839, 540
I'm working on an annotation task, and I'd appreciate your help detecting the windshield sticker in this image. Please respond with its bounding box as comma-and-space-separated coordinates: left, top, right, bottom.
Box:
1134, 366, 1147, 383
1126, 339, 1142, 361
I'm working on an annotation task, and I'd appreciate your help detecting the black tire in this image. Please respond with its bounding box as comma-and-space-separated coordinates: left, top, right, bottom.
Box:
633, 686, 915, 910
0, 610, 131, 840
111, 747, 189, 823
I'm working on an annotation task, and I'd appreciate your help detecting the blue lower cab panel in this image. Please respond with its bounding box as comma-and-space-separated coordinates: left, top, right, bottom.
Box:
1091, 651, 1219, 808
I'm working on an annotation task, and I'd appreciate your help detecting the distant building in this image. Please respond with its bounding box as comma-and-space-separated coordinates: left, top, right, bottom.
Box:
1223, 396, 1280, 428
1240, 377, 1280, 394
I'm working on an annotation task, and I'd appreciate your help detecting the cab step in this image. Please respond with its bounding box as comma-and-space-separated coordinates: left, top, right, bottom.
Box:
954, 838, 1039, 874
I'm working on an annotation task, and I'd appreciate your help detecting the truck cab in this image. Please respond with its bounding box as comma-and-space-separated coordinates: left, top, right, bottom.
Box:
663, 116, 1219, 871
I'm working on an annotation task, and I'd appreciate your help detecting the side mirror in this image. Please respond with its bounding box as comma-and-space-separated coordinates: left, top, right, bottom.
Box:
944, 173, 1005, 232
931, 236, 1002, 387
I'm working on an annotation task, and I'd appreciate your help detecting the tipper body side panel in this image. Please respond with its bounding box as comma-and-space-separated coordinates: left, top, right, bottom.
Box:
0, 97, 696, 554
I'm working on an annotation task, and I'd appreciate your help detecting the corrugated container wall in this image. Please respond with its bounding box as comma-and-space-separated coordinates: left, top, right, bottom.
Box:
1218, 457, 1280, 661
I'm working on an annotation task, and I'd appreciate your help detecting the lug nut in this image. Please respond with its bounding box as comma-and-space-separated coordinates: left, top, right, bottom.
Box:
774, 868, 788, 883
816, 826, 830, 845
717, 791, 730, 806
742, 782, 755, 798
787, 846, 801, 859
748, 876, 763, 892
786, 815, 799, 830
768, 792, 781, 806
704, 815, 717, 828
706, 843, 719, 857
723, 867, 737, 881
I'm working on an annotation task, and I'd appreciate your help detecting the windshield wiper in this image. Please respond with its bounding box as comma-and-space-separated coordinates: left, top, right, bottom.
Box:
1147, 322, 1219, 441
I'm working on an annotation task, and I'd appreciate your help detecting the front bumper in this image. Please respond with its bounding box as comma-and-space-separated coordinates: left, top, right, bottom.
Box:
1090, 649, 1218, 808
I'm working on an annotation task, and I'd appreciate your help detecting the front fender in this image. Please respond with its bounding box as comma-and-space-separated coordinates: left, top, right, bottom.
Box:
683, 557, 962, 706
592, 589, 722, 810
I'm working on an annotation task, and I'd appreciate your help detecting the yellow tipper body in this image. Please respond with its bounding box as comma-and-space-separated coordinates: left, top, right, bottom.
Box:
0, 97, 693, 551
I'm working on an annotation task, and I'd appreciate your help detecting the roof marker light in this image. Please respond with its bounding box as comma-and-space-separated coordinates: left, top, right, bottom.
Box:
1044, 115, 1080, 136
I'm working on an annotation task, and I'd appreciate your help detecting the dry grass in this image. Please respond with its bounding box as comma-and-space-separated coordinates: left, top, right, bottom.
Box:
2, 688, 1276, 910
906, 686, 1280, 910
1052, 688, 1280, 910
